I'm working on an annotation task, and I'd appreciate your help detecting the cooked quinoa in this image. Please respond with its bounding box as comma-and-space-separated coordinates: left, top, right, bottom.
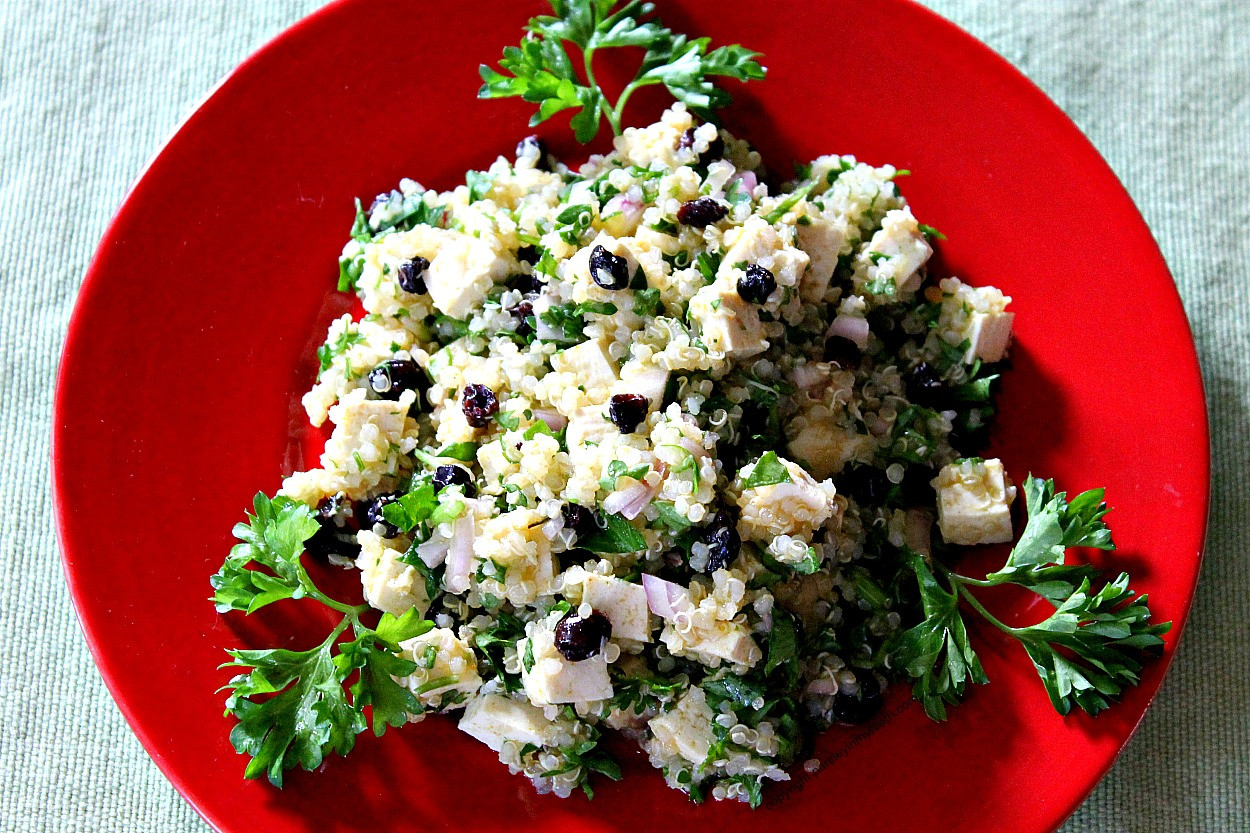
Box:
279, 103, 1015, 804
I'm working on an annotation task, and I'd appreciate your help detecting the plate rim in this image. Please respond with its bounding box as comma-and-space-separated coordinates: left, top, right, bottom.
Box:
52, 1, 1211, 831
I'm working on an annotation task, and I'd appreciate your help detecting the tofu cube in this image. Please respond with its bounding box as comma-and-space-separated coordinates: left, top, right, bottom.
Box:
689, 282, 767, 358
717, 216, 810, 291
426, 233, 504, 320
796, 214, 848, 303
736, 456, 839, 542
357, 531, 429, 617
861, 207, 932, 296
613, 358, 669, 406
334, 390, 411, 439
933, 458, 1017, 545
551, 337, 619, 392
689, 623, 760, 667
647, 686, 716, 766
563, 405, 615, 461
583, 573, 652, 642
520, 622, 614, 705
472, 509, 555, 606
787, 417, 871, 480
965, 309, 1015, 363
397, 627, 482, 708
458, 694, 566, 752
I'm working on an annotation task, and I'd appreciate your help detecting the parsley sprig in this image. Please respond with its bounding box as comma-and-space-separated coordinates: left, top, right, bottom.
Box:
479, 0, 766, 142
891, 476, 1171, 720
211, 493, 434, 786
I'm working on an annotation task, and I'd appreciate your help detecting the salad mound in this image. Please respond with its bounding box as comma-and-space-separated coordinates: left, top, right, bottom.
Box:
211, 0, 1169, 806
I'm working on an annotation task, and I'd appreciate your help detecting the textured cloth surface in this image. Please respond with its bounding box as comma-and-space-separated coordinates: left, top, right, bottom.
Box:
3, 2, 1246, 831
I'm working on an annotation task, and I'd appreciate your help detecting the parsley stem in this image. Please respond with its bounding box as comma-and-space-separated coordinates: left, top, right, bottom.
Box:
610, 80, 643, 135
310, 589, 369, 618
297, 562, 369, 617
326, 612, 354, 643
951, 579, 1018, 635
583, 48, 621, 136
949, 574, 999, 588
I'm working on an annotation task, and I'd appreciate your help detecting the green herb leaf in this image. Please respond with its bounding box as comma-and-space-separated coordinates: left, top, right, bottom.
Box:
480, 1, 765, 141
539, 300, 618, 343
633, 287, 662, 317
581, 511, 647, 553
652, 501, 691, 532
222, 634, 362, 787
764, 611, 799, 687
994, 476, 1114, 575
694, 250, 722, 283
210, 493, 320, 614
436, 441, 479, 462
381, 480, 438, 534
740, 451, 791, 489
761, 183, 812, 223
599, 459, 651, 491
466, 170, 495, 202
339, 628, 421, 736
890, 552, 988, 721
702, 675, 766, 710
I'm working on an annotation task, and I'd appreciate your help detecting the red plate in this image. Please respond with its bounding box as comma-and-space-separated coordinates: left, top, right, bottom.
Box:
53, 1, 1208, 831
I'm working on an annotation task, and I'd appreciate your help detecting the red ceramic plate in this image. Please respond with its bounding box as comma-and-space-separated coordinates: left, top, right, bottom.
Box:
54, 1, 1208, 831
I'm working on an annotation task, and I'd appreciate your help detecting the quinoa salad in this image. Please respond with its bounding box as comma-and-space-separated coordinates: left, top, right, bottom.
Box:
211, 0, 1168, 807
274, 104, 1007, 800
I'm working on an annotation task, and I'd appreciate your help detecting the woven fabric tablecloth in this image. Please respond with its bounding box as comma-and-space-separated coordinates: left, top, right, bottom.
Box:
3, 2, 1245, 831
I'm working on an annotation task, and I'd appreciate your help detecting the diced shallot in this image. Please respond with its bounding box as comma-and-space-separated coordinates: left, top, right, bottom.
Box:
415, 538, 449, 569
730, 171, 758, 194
903, 508, 933, 556
541, 514, 565, 540
826, 314, 870, 350
677, 436, 709, 463
602, 478, 657, 520
532, 409, 568, 432
807, 677, 839, 696
641, 574, 689, 620
444, 512, 475, 593
791, 362, 830, 392
602, 185, 644, 226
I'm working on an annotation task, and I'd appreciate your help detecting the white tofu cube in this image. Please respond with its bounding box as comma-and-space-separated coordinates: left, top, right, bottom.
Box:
613, 358, 669, 406
426, 233, 505, 320
334, 390, 411, 439
550, 337, 619, 391
583, 573, 652, 642
965, 309, 1015, 363
861, 207, 932, 296
472, 509, 555, 606
520, 623, 613, 705
690, 623, 760, 667
689, 282, 767, 358
647, 686, 716, 766
796, 214, 848, 302
736, 456, 839, 542
717, 216, 810, 291
563, 405, 615, 460
458, 694, 566, 752
397, 627, 482, 709
933, 458, 1017, 545
787, 417, 871, 480
357, 531, 429, 617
